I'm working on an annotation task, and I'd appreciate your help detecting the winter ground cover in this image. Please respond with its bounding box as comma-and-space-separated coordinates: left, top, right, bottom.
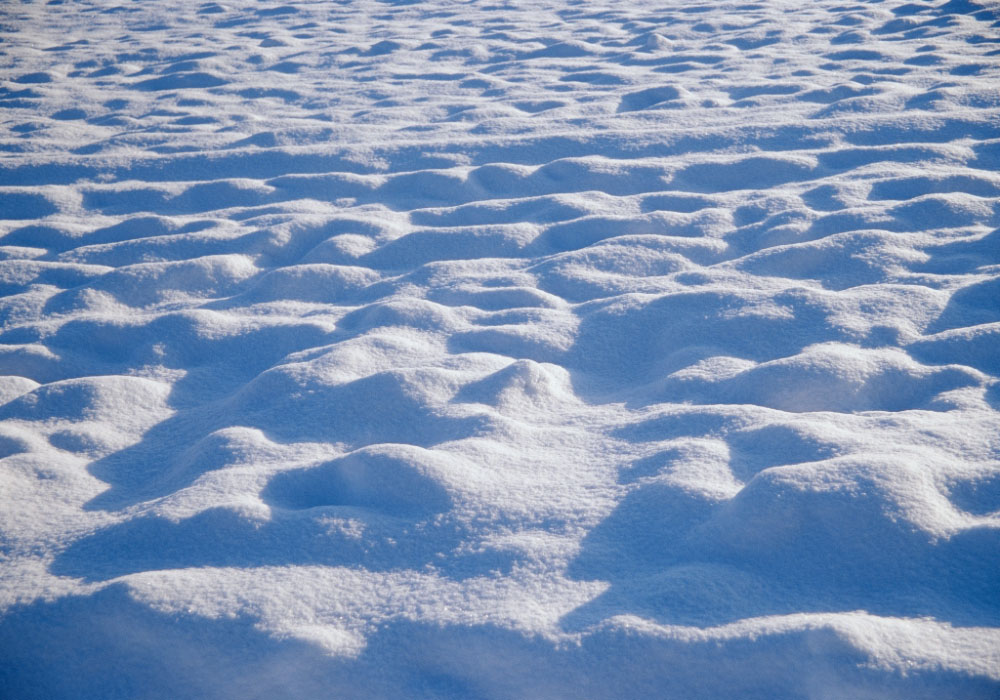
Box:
1, 0, 999, 697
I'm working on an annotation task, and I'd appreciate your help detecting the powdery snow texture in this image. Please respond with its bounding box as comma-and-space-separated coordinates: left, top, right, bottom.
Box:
1, 0, 999, 698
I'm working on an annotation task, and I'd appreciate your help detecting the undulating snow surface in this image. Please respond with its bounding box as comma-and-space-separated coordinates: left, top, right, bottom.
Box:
1, 0, 999, 697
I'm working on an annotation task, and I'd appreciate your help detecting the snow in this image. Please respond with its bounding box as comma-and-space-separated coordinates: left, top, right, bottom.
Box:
1, 0, 999, 697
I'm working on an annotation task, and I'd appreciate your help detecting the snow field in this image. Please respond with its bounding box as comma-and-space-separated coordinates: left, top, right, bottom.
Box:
1, 0, 999, 697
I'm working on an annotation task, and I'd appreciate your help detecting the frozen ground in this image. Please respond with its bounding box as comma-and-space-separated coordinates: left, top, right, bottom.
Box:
1, 0, 999, 697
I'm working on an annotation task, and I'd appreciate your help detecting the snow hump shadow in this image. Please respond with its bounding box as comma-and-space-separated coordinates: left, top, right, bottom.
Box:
562, 459, 1000, 630
4, 590, 997, 700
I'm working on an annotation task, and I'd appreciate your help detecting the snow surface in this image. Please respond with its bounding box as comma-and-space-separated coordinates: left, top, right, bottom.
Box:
1, 0, 999, 697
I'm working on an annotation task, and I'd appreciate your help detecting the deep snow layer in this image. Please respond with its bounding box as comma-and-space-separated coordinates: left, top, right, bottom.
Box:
1, 0, 999, 697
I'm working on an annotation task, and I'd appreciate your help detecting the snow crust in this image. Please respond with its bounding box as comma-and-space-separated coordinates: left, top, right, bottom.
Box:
1, 0, 999, 697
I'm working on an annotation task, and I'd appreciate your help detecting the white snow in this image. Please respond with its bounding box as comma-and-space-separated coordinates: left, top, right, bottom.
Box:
1, 0, 999, 697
